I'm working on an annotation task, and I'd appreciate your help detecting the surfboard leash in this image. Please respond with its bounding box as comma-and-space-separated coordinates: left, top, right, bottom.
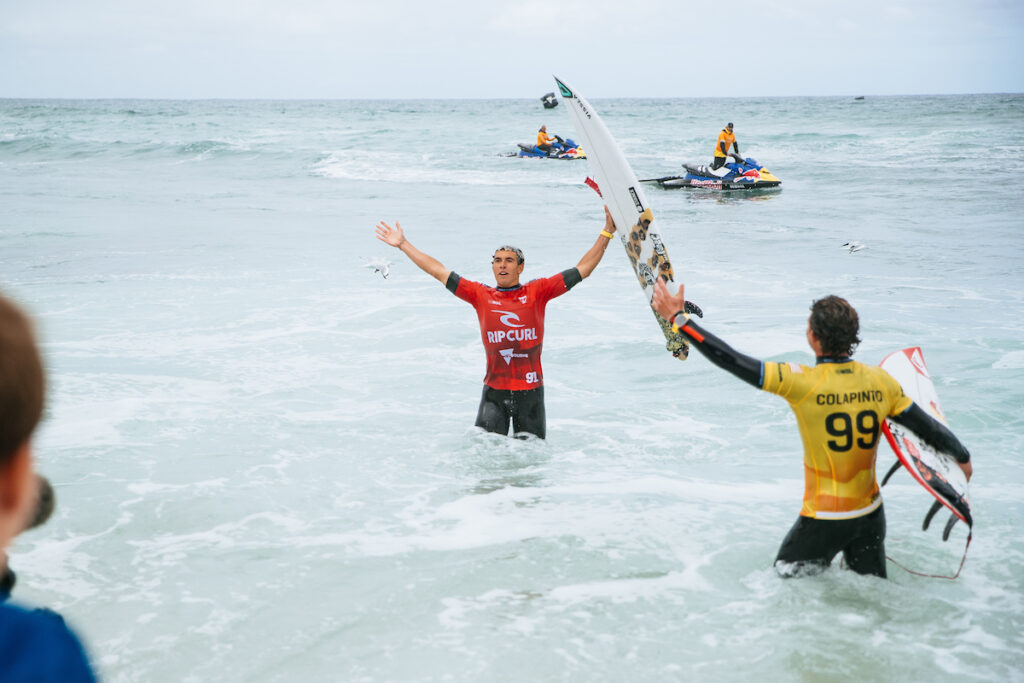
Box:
885, 532, 972, 580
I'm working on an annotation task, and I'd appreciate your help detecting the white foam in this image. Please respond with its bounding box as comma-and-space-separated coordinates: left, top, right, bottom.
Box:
993, 350, 1024, 369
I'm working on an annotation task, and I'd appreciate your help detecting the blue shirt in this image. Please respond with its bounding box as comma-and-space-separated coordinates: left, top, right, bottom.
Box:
0, 601, 96, 682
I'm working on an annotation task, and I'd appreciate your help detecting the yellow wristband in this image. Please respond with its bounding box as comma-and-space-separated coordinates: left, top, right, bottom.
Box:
600, 230, 614, 239
670, 311, 690, 333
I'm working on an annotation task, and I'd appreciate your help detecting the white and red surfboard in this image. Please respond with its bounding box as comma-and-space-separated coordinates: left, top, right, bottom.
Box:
554, 75, 691, 359
880, 347, 972, 535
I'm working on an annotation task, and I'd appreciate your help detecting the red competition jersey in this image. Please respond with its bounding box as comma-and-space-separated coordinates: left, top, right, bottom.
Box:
448, 269, 581, 390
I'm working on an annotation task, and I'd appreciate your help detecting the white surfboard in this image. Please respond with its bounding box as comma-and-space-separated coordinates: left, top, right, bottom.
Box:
880, 347, 972, 536
554, 76, 691, 359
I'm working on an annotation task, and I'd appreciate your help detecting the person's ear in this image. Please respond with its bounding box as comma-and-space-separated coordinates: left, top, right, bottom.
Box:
0, 442, 33, 516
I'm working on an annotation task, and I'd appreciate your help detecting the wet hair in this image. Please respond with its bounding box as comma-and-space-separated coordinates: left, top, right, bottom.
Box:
493, 245, 525, 265
0, 293, 45, 465
809, 295, 861, 357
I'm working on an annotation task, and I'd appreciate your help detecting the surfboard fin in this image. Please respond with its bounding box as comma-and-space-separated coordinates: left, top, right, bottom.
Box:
684, 300, 703, 318
880, 460, 902, 486
667, 337, 690, 360
942, 514, 959, 542
922, 499, 943, 532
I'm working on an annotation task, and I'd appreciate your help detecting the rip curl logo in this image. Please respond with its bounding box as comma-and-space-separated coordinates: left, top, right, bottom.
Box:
499, 348, 529, 365
493, 310, 525, 328
907, 348, 930, 378
518, 295, 527, 304
488, 328, 538, 344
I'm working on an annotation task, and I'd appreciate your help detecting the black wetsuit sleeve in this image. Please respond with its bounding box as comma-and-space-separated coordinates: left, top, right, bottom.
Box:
674, 316, 763, 388
445, 272, 460, 294
890, 402, 971, 463
561, 268, 582, 291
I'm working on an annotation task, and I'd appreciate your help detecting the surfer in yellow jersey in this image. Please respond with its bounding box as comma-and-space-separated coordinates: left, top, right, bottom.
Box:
711, 122, 739, 170
651, 279, 972, 578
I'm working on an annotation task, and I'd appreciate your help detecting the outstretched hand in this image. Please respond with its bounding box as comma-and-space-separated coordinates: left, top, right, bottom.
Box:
375, 220, 406, 248
603, 206, 616, 234
652, 278, 686, 320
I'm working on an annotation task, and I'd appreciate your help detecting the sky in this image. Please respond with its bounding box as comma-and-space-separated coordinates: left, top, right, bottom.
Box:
1, 0, 1022, 99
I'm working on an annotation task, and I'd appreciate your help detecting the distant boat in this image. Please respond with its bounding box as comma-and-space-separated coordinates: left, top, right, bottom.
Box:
541, 92, 558, 109
854, 96, 865, 100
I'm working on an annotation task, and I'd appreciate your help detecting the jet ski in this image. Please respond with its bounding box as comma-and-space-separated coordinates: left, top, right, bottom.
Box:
641, 155, 780, 190
541, 92, 558, 109
510, 136, 586, 160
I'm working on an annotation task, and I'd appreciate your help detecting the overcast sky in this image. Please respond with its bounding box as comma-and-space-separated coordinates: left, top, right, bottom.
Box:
1, 0, 1021, 99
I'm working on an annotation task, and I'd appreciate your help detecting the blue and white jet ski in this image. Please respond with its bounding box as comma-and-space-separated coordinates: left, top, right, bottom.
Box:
641, 155, 781, 190
507, 136, 586, 160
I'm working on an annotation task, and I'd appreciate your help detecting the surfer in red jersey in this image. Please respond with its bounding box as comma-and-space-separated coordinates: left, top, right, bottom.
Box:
375, 208, 617, 439
652, 278, 972, 578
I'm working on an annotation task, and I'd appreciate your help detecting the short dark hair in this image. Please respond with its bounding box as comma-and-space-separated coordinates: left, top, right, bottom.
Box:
809, 295, 860, 357
0, 293, 45, 464
494, 245, 525, 265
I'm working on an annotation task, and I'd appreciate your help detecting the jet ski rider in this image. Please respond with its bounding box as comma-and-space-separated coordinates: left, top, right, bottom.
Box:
536, 125, 560, 154
711, 122, 739, 170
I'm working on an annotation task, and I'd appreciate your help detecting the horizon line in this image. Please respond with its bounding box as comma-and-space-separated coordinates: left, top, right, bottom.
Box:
1, 91, 1021, 102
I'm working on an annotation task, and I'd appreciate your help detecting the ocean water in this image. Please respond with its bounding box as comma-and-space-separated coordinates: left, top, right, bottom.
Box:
1, 93, 1023, 682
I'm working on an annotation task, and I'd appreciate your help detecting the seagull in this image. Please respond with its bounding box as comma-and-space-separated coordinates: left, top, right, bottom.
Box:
363, 257, 392, 279
841, 241, 867, 253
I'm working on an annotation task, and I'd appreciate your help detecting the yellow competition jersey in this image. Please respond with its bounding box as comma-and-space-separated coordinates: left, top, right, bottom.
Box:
714, 129, 735, 158
761, 359, 913, 519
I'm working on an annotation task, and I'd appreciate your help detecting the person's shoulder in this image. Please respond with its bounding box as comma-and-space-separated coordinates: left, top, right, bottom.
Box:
770, 360, 814, 374
453, 274, 488, 292
856, 360, 891, 378
529, 272, 572, 291
0, 601, 77, 646
763, 360, 814, 390
862, 361, 905, 387
0, 603, 95, 681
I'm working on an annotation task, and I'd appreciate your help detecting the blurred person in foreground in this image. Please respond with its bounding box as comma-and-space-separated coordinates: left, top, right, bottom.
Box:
0, 292, 97, 681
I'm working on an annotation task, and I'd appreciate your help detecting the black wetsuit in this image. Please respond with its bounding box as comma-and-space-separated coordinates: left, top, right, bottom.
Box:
475, 385, 546, 439
670, 312, 970, 578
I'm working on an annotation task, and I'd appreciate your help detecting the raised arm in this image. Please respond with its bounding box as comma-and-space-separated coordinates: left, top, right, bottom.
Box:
652, 278, 763, 387
576, 207, 617, 279
375, 220, 451, 284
